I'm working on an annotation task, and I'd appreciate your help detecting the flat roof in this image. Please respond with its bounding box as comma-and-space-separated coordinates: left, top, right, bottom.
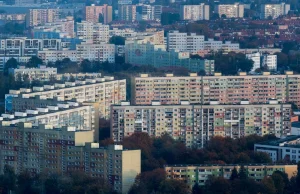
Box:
255, 135, 300, 148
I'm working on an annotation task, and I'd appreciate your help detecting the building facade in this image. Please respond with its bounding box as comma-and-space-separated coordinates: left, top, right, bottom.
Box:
118, 5, 137, 21
0, 122, 141, 194
111, 100, 291, 148
180, 4, 210, 21
7, 77, 126, 118
125, 42, 214, 73
85, 4, 112, 24
165, 164, 297, 187
76, 43, 115, 63
26, 9, 59, 27
76, 21, 110, 44
9, 66, 57, 81
260, 3, 290, 19
133, 72, 300, 107
254, 136, 300, 163
215, 3, 244, 18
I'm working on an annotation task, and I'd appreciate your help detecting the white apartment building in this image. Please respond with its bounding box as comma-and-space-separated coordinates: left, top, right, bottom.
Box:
33, 16, 75, 38
167, 31, 239, 52
0, 38, 62, 58
7, 77, 126, 118
1, 103, 94, 132
136, 4, 162, 21
260, 3, 290, 19
255, 136, 300, 162
109, 28, 137, 38
9, 65, 57, 81
262, 54, 277, 71
215, 3, 244, 18
76, 43, 115, 63
246, 52, 261, 72
118, 4, 137, 21
180, 4, 210, 21
76, 21, 110, 44
38, 50, 77, 63
26, 9, 60, 27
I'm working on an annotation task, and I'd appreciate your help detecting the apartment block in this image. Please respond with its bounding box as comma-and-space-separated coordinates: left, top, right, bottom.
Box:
262, 54, 277, 71
180, 4, 210, 21
136, 4, 162, 21
260, 3, 290, 19
125, 42, 214, 73
1, 102, 96, 133
215, 3, 244, 18
165, 164, 297, 187
76, 43, 115, 63
85, 4, 112, 24
9, 66, 57, 82
167, 31, 239, 52
0, 38, 62, 58
38, 50, 77, 63
118, 4, 137, 21
33, 16, 75, 38
246, 52, 261, 72
76, 21, 110, 44
255, 136, 300, 163
133, 72, 300, 107
111, 100, 291, 148
0, 122, 141, 194
26, 9, 59, 27
7, 77, 126, 118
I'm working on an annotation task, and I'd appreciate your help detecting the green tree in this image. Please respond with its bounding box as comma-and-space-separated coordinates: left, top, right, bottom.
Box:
271, 172, 285, 194
4, 58, 19, 75
261, 177, 276, 194
230, 167, 238, 181
205, 177, 231, 194
238, 165, 247, 180
80, 59, 93, 72
109, 36, 126, 45
26, 56, 43, 68
0, 165, 16, 194
158, 179, 191, 194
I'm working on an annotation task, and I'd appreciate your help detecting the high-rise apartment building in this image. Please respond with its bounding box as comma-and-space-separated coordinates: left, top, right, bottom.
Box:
165, 164, 297, 187
133, 72, 300, 107
167, 31, 239, 52
180, 4, 210, 21
76, 43, 115, 63
125, 42, 214, 73
85, 4, 112, 24
111, 100, 291, 148
118, 5, 137, 21
76, 22, 110, 44
215, 3, 244, 18
260, 3, 290, 19
26, 9, 59, 27
0, 122, 141, 194
262, 54, 277, 71
136, 4, 162, 21
7, 77, 126, 118
246, 52, 261, 72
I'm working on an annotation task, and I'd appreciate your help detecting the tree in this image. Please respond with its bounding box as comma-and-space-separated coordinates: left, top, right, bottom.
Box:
80, 59, 93, 72
158, 179, 191, 194
4, 58, 19, 75
0, 165, 16, 194
238, 165, 247, 180
271, 172, 285, 194
109, 36, 125, 45
275, 52, 289, 69
261, 177, 276, 194
26, 56, 43, 68
221, 14, 227, 19
205, 177, 231, 194
230, 167, 238, 181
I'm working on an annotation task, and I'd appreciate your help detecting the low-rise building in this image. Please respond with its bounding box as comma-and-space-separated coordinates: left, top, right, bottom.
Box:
9, 66, 57, 81
254, 136, 300, 162
165, 164, 297, 187
111, 100, 291, 148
